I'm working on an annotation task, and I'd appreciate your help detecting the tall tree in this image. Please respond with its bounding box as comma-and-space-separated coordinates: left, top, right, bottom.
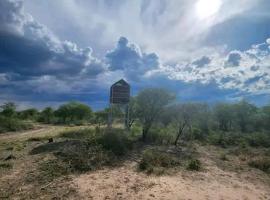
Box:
0, 102, 17, 118
136, 88, 175, 141
234, 100, 257, 132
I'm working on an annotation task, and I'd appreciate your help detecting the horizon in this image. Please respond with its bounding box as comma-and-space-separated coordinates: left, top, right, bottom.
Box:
1, 0, 270, 110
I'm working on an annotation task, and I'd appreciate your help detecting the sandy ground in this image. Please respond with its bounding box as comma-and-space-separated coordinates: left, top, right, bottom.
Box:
73, 151, 270, 200
0, 126, 270, 200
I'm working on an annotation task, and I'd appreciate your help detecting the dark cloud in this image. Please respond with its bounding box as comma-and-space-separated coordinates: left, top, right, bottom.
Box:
226, 52, 242, 67
0, 0, 105, 79
192, 56, 211, 68
105, 37, 159, 79
250, 65, 260, 71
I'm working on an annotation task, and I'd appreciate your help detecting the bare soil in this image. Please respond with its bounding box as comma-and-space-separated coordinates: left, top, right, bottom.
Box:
0, 126, 269, 200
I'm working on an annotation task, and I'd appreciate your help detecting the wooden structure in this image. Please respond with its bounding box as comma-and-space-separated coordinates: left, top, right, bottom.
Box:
108, 79, 130, 129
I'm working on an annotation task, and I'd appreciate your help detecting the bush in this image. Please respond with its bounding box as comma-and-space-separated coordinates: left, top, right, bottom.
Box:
145, 127, 175, 144
97, 129, 132, 156
139, 149, 180, 174
186, 159, 201, 171
245, 132, 270, 148
248, 158, 270, 173
55, 144, 114, 172
207, 132, 246, 147
0, 116, 33, 133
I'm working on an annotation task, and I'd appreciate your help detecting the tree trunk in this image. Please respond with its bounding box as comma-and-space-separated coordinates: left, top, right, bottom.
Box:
174, 123, 186, 146
142, 125, 150, 141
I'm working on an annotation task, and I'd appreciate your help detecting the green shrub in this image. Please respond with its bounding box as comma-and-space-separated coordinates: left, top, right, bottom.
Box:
145, 127, 175, 144
139, 149, 180, 174
245, 132, 270, 148
208, 132, 245, 147
97, 129, 132, 156
186, 159, 201, 171
0, 116, 33, 133
55, 144, 114, 172
248, 158, 270, 173
190, 128, 206, 141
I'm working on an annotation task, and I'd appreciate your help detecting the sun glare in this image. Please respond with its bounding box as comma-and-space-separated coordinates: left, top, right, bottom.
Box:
196, 0, 222, 20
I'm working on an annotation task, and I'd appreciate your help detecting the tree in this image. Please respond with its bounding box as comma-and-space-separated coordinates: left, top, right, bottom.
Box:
39, 107, 55, 124
136, 88, 175, 141
94, 110, 108, 127
234, 100, 257, 132
213, 103, 235, 131
164, 103, 200, 145
0, 102, 17, 118
262, 105, 270, 130
127, 97, 137, 128
55, 102, 92, 124
19, 108, 39, 120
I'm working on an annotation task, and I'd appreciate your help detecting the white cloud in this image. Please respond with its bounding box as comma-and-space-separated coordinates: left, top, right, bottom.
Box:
159, 38, 270, 95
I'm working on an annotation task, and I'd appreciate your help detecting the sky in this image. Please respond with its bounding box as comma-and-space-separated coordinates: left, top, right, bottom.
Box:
0, 0, 270, 110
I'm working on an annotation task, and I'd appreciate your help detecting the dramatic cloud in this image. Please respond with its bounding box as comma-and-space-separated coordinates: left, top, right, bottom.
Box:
106, 37, 159, 80
0, 0, 105, 78
192, 56, 211, 68
161, 38, 270, 95
1, 0, 270, 109
226, 52, 242, 67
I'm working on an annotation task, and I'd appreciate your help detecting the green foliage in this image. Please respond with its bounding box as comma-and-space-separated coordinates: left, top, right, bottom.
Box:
208, 131, 270, 148
38, 107, 55, 124
97, 129, 133, 156
186, 159, 201, 171
245, 132, 270, 148
145, 127, 175, 144
93, 110, 108, 125
0, 102, 16, 118
0, 116, 33, 133
55, 101, 93, 124
139, 149, 180, 174
18, 108, 39, 120
57, 128, 132, 156
136, 88, 175, 141
207, 132, 243, 147
248, 158, 270, 173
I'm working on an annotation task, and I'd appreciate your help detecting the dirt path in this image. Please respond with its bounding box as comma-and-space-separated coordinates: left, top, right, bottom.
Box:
73, 147, 270, 200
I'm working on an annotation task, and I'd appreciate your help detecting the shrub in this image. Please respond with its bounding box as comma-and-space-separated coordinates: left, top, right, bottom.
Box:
248, 158, 270, 173
186, 159, 201, 171
190, 128, 206, 141
139, 149, 180, 174
207, 132, 246, 147
55, 144, 114, 172
245, 132, 270, 148
0, 116, 33, 133
29, 140, 116, 184
145, 127, 175, 144
97, 129, 132, 156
